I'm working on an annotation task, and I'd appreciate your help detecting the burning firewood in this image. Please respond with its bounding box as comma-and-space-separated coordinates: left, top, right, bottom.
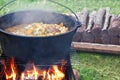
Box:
82, 11, 96, 42
91, 8, 106, 43
108, 15, 120, 45
73, 8, 89, 42
101, 7, 111, 44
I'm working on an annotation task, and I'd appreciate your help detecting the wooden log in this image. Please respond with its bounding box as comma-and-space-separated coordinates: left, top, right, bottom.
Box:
72, 42, 120, 54
108, 16, 120, 45
73, 69, 80, 80
73, 8, 89, 42
94, 8, 106, 27
110, 14, 118, 23
77, 8, 90, 26
82, 31, 94, 42
101, 30, 110, 44
86, 11, 96, 32
101, 7, 111, 44
91, 8, 106, 43
82, 11, 96, 42
102, 7, 111, 30
73, 28, 83, 42
92, 24, 102, 43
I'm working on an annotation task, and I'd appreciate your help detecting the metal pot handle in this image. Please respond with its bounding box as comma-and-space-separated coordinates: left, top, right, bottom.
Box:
0, 0, 79, 22
0, 0, 81, 28
48, 0, 81, 28
0, 0, 17, 12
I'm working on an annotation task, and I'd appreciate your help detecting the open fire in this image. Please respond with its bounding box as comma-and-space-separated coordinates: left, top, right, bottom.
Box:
0, 57, 67, 80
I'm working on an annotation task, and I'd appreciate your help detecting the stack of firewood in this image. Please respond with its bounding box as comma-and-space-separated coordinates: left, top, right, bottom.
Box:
72, 7, 120, 45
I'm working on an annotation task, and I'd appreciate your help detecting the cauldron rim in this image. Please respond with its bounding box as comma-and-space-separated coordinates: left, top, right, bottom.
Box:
0, 9, 79, 38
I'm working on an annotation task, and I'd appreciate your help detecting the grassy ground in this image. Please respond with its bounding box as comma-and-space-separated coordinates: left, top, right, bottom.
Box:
0, 0, 120, 80
71, 52, 120, 80
0, 0, 120, 15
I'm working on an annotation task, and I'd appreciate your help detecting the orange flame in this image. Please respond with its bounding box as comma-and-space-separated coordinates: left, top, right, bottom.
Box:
3, 57, 17, 80
3, 58, 66, 80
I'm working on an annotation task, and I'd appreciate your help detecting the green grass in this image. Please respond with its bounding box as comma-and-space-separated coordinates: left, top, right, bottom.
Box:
53, 0, 120, 14
71, 52, 120, 80
0, 0, 120, 15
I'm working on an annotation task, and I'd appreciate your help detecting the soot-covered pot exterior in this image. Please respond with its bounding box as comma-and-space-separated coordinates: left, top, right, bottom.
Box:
0, 10, 80, 65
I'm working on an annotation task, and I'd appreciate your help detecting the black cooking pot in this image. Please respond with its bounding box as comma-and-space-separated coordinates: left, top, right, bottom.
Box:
0, 1, 81, 65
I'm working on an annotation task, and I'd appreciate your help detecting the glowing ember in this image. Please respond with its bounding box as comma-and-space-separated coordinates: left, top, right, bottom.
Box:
1, 58, 66, 80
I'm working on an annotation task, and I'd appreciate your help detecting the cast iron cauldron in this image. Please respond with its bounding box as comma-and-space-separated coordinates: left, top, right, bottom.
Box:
0, 10, 81, 65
